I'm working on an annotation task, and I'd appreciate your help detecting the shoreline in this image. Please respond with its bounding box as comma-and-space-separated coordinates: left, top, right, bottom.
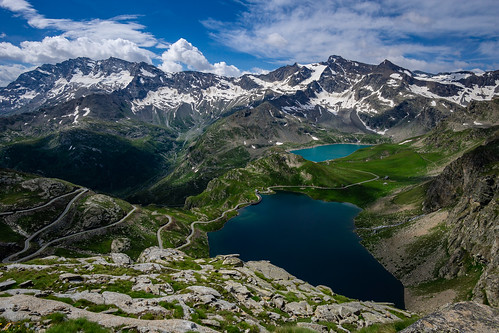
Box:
286, 141, 373, 153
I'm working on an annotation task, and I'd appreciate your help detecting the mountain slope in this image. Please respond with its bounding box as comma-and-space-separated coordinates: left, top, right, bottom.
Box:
1, 56, 498, 138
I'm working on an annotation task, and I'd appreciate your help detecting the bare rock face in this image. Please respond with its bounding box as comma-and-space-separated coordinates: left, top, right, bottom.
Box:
422, 139, 499, 306
111, 237, 131, 253
20, 178, 71, 199
401, 302, 499, 333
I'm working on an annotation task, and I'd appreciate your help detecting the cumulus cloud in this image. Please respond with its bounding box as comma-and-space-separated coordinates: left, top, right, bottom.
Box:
0, 63, 32, 86
160, 38, 241, 76
204, 0, 499, 72
0, 36, 155, 65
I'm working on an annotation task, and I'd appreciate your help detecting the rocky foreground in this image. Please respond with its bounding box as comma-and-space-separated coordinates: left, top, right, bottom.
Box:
0, 247, 414, 332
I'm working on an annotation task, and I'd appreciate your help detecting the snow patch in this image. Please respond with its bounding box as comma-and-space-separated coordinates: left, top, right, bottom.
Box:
140, 68, 156, 77
390, 73, 402, 80
275, 142, 284, 146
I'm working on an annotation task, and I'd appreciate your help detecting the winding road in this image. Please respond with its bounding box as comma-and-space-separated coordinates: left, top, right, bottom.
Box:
3, 187, 137, 263
157, 214, 172, 250
0, 188, 86, 216
3, 188, 89, 263
171, 169, 379, 250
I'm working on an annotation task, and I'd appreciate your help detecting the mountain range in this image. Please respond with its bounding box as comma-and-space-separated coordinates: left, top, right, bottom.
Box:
0, 56, 497, 204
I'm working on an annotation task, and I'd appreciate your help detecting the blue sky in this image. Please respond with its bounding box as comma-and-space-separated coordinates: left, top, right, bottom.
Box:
0, 0, 498, 86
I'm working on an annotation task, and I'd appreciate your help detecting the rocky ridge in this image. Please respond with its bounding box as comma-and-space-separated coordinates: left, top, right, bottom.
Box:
0, 247, 414, 332
1, 56, 498, 138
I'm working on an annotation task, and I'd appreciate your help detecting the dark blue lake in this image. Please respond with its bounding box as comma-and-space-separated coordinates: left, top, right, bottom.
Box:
291, 143, 371, 162
208, 192, 405, 308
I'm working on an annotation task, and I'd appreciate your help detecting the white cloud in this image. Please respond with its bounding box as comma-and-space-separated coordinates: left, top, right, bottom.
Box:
205, 0, 499, 73
159, 38, 241, 77
0, 36, 155, 65
0, 63, 32, 86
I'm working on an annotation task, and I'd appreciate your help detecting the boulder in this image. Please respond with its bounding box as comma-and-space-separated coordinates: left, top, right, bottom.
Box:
0, 279, 16, 290
110, 253, 132, 265
59, 273, 83, 283
186, 286, 221, 298
137, 247, 186, 263
222, 257, 243, 267
401, 302, 499, 333
111, 237, 131, 253
284, 301, 313, 317
246, 261, 295, 281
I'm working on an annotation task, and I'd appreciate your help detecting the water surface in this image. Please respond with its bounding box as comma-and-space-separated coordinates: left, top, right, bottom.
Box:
209, 192, 404, 309
291, 143, 371, 162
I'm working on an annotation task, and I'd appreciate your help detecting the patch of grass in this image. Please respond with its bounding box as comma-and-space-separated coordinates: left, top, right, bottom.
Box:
46, 317, 110, 333
275, 326, 317, 333
355, 316, 419, 332
159, 301, 184, 319
0, 222, 23, 242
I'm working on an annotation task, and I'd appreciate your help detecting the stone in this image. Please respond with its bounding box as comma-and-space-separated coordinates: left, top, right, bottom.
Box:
284, 301, 313, 317
401, 302, 499, 333
201, 319, 221, 327
111, 238, 131, 253
186, 286, 221, 298
110, 253, 132, 265
0, 279, 16, 290
222, 257, 243, 267
137, 246, 186, 263
58, 273, 83, 283
272, 295, 285, 310
297, 322, 329, 333
18, 280, 34, 288
225, 281, 250, 296
314, 305, 338, 322
246, 261, 295, 281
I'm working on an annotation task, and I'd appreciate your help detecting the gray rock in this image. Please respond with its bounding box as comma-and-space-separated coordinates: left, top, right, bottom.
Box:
186, 286, 221, 298
297, 322, 328, 333
314, 305, 338, 322
58, 273, 83, 283
224, 281, 250, 296
18, 280, 33, 288
222, 257, 243, 267
137, 246, 186, 263
272, 295, 285, 310
246, 261, 295, 281
110, 253, 132, 265
111, 237, 131, 253
401, 302, 499, 333
284, 301, 313, 317
201, 319, 221, 327
0, 279, 16, 290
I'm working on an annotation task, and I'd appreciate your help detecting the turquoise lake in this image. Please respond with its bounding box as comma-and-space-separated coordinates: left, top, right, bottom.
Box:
291, 143, 371, 162
208, 143, 405, 308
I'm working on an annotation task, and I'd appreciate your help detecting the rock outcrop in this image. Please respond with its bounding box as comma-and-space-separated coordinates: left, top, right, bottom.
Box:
424, 138, 499, 306
0, 247, 414, 332
401, 302, 499, 333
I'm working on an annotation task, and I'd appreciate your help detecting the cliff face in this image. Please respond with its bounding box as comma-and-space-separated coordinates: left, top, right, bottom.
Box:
423, 138, 499, 306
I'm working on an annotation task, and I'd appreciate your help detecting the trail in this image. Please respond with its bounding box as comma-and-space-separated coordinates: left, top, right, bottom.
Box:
0, 188, 85, 216
157, 214, 173, 250
3, 188, 89, 263
11, 205, 138, 263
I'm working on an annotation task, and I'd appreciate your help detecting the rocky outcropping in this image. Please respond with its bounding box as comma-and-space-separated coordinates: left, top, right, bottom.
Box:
401, 302, 499, 333
424, 138, 499, 306
0, 247, 413, 332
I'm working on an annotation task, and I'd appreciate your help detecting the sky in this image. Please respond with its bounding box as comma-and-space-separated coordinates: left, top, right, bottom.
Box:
0, 0, 498, 86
